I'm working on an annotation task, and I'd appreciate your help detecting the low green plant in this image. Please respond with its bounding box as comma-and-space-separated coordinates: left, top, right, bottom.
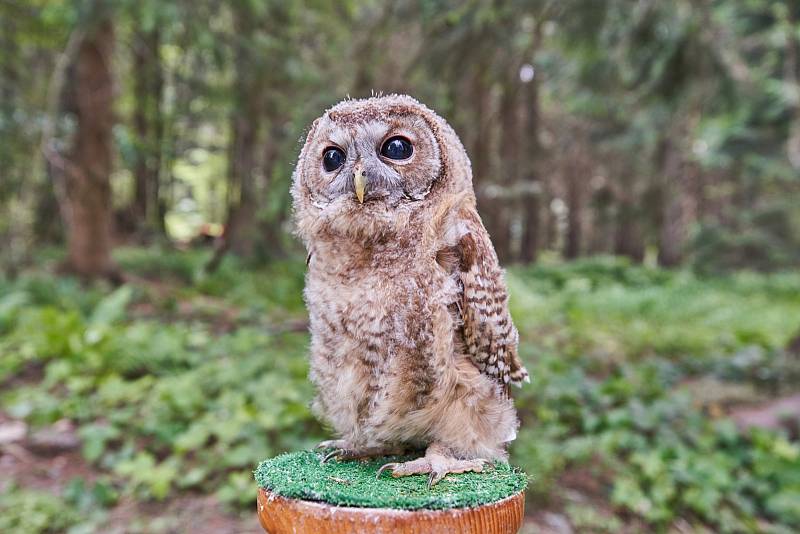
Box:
1, 251, 799, 532
0, 480, 115, 534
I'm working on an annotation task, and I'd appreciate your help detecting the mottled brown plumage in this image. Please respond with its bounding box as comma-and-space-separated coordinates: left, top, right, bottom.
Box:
291, 94, 528, 485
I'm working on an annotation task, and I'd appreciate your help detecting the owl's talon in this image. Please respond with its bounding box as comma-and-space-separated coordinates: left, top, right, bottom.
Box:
427, 471, 446, 489
376, 463, 398, 479
321, 449, 345, 464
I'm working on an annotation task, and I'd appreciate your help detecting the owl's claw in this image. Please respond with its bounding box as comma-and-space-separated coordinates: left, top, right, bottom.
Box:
321, 449, 345, 464
375, 463, 398, 479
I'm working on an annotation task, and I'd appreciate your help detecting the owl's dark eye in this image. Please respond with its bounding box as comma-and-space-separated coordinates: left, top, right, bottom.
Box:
380, 136, 413, 160
322, 147, 345, 172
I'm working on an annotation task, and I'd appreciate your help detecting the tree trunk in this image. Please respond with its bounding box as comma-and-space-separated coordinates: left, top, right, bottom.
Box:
492, 76, 520, 262
564, 147, 586, 260
258, 122, 289, 258
0, 14, 16, 186
132, 25, 164, 237
614, 200, 645, 262
207, 7, 263, 271
518, 64, 541, 264
224, 93, 261, 257
656, 137, 686, 267
61, 19, 119, 280
784, 5, 800, 172
520, 195, 540, 263
588, 186, 614, 254
471, 71, 506, 257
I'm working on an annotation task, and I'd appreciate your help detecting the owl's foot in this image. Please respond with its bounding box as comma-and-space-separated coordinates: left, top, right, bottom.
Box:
376, 444, 492, 488
316, 440, 405, 464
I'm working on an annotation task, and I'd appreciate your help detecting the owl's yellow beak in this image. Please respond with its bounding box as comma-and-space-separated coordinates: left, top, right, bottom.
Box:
353, 162, 366, 204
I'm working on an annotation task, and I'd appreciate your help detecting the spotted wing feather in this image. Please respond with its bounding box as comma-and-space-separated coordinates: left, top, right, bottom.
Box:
450, 211, 529, 387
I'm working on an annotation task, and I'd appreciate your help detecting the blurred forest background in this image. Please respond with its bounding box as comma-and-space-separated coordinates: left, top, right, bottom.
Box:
1, 0, 800, 533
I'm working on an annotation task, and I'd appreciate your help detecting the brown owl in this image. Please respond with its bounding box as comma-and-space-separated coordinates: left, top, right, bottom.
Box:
292, 94, 529, 486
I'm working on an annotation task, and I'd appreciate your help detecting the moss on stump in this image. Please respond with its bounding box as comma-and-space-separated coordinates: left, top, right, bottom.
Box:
253, 450, 528, 510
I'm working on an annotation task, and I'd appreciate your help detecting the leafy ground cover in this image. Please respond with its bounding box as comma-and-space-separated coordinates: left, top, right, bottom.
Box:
1, 249, 799, 532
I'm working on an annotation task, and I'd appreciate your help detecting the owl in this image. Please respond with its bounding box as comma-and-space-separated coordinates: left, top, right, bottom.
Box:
292, 94, 529, 487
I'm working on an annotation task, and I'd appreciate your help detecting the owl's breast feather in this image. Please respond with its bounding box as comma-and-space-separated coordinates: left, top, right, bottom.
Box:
306, 246, 454, 348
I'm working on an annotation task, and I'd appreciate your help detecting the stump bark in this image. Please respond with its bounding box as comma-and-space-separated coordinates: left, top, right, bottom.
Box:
256, 487, 525, 534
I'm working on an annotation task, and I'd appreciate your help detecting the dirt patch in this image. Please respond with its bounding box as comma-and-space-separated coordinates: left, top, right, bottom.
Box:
730, 394, 800, 437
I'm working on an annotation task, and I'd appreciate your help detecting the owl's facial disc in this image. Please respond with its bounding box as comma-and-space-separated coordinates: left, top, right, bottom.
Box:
305, 111, 442, 214
293, 95, 474, 244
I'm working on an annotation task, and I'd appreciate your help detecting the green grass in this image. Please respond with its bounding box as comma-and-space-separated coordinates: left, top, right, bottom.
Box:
254, 450, 527, 510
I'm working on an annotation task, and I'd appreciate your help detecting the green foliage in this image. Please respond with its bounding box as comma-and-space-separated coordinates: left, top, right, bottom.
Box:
506, 259, 800, 531
514, 356, 800, 529
4, 0, 799, 273
2, 252, 800, 532
0, 478, 115, 534
0, 251, 321, 506
508, 257, 800, 366
0, 477, 119, 534
113, 246, 209, 284
0, 485, 81, 534
692, 203, 800, 274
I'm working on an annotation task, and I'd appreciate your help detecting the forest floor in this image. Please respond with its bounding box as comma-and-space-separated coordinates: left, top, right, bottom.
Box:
1, 247, 799, 533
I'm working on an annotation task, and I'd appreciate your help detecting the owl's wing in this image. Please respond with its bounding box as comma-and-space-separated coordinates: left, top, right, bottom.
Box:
439, 208, 529, 388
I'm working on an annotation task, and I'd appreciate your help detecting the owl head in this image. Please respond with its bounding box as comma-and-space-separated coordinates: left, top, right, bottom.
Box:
292, 94, 473, 245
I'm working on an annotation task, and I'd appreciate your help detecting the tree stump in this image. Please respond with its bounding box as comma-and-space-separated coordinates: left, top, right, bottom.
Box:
254, 450, 527, 534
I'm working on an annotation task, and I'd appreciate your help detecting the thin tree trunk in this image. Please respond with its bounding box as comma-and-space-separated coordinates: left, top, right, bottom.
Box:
149, 27, 165, 234
132, 25, 164, 237
0, 14, 16, 183
656, 137, 686, 267
614, 200, 645, 262
588, 186, 614, 254
61, 18, 119, 280
0, 10, 24, 270
784, 5, 800, 172
207, 8, 263, 271
258, 122, 288, 258
493, 76, 519, 262
226, 111, 259, 257
0, 13, 21, 274
564, 145, 586, 260
132, 30, 148, 228
518, 64, 541, 264
471, 71, 499, 249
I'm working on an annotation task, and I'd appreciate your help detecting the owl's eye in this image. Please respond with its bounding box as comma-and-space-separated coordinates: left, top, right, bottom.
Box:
380, 136, 413, 160
322, 147, 345, 172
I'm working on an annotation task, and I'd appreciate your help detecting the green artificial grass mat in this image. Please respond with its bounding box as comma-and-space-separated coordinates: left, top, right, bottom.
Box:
253, 450, 528, 510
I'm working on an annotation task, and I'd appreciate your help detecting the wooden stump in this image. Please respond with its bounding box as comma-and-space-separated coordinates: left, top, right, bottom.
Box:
257, 487, 525, 534
254, 450, 528, 534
